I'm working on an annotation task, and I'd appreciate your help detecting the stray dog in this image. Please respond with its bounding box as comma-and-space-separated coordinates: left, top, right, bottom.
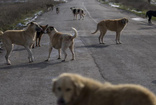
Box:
0, 31, 3, 50
33, 24, 48, 48
70, 7, 85, 20
56, 7, 59, 14
146, 10, 156, 24
46, 4, 54, 11
0, 22, 42, 65
52, 73, 156, 105
92, 18, 128, 44
46, 26, 77, 62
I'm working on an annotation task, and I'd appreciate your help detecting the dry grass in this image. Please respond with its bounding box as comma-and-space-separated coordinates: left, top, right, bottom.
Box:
0, 0, 58, 31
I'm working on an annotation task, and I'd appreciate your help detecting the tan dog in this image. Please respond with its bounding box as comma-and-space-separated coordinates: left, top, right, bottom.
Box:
46, 26, 77, 62
52, 73, 156, 105
92, 18, 128, 44
0, 22, 42, 65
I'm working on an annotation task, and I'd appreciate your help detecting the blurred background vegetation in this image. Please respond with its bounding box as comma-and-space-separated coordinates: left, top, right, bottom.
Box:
107, 0, 156, 11
0, 0, 61, 31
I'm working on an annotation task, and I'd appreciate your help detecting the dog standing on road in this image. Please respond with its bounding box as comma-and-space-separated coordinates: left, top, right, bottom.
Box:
70, 7, 85, 20
0, 22, 42, 65
92, 18, 128, 44
52, 73, 156, 105
146, 10, 156, 24
56, 7, 60, 14
45, 26, 77, 62
46, 4, 54, 11
33, 24, 48, 48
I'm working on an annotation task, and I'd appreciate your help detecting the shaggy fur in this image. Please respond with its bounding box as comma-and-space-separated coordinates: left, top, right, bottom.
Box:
0, 22, 41, 65
146, 10, 156, 24
92, 18, 128, 44
45, 26, 77, 61
52, 73, 156, 105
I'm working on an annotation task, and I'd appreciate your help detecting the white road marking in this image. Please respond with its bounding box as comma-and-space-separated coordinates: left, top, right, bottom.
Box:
82, 2, 98, 23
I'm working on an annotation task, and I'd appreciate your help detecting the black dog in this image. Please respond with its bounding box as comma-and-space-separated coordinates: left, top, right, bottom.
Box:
146, 10, 156, 24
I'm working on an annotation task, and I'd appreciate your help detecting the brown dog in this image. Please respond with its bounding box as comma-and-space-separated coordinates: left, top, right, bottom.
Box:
33, 24, 48, 48
52, 73, 156, 105
92, 18, 128, 44
46, 26, 77, 62
0, 22, 42, 65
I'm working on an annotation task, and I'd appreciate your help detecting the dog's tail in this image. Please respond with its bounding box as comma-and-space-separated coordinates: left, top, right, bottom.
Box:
71, 27, 77, 39
92, 24, 99, 34
0, 31, 3, 39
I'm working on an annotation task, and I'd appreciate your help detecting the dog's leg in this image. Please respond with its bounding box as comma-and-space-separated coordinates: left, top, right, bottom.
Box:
25, 46, 34, 63
38, 37, 41, 47
61, 44, 68, 62
79, 14, 81, 20
5, 44, 13, 65
76, 14, 78, 20
36, 37, 38, 47
116, 32, 121, 44
46, 46, 53, 61
69, 43, 75, 60
148, 16, 152, 24
62, 50, 67, 62
58, 49, 61, 59
115, 32, 118, 44
73, 14, 75, 20
101, 30, 107, 44
82, 14, 84, 20
117, 32, 122, 44
98, 31, 103, 44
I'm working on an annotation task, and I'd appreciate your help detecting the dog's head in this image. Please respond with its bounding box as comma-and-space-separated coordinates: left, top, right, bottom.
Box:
120, 18, 128, 25
70, 7, 75, 10
39, 24, 48, 33
52, 73, 85, 105
46, 26, 55, 34
28, 22, 42, 32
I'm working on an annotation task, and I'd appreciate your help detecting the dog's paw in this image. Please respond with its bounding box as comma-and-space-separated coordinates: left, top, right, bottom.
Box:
45, 59, 49, 62
29, 61, 33, 63
7, 62, 11, 65
62, 60, 65, 62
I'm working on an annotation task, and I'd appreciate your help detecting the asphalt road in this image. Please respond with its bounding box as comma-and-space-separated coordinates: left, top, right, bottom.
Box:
1, 0, 156, 104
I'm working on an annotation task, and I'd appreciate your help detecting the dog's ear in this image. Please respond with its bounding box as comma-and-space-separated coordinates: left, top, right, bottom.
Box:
73, 80, 84, 96
52, 78, 57, 92
50, 26, 54, 30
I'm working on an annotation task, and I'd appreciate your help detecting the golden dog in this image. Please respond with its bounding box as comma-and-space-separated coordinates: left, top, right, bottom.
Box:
46, 26, 77, 62
0, 22, 42, 65
92, 18, 128, 44
52, 73, 156, 105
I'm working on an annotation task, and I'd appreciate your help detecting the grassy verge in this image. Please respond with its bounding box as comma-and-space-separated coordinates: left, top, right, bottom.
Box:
98, 0, 156, 21
0, 0, 64, 31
